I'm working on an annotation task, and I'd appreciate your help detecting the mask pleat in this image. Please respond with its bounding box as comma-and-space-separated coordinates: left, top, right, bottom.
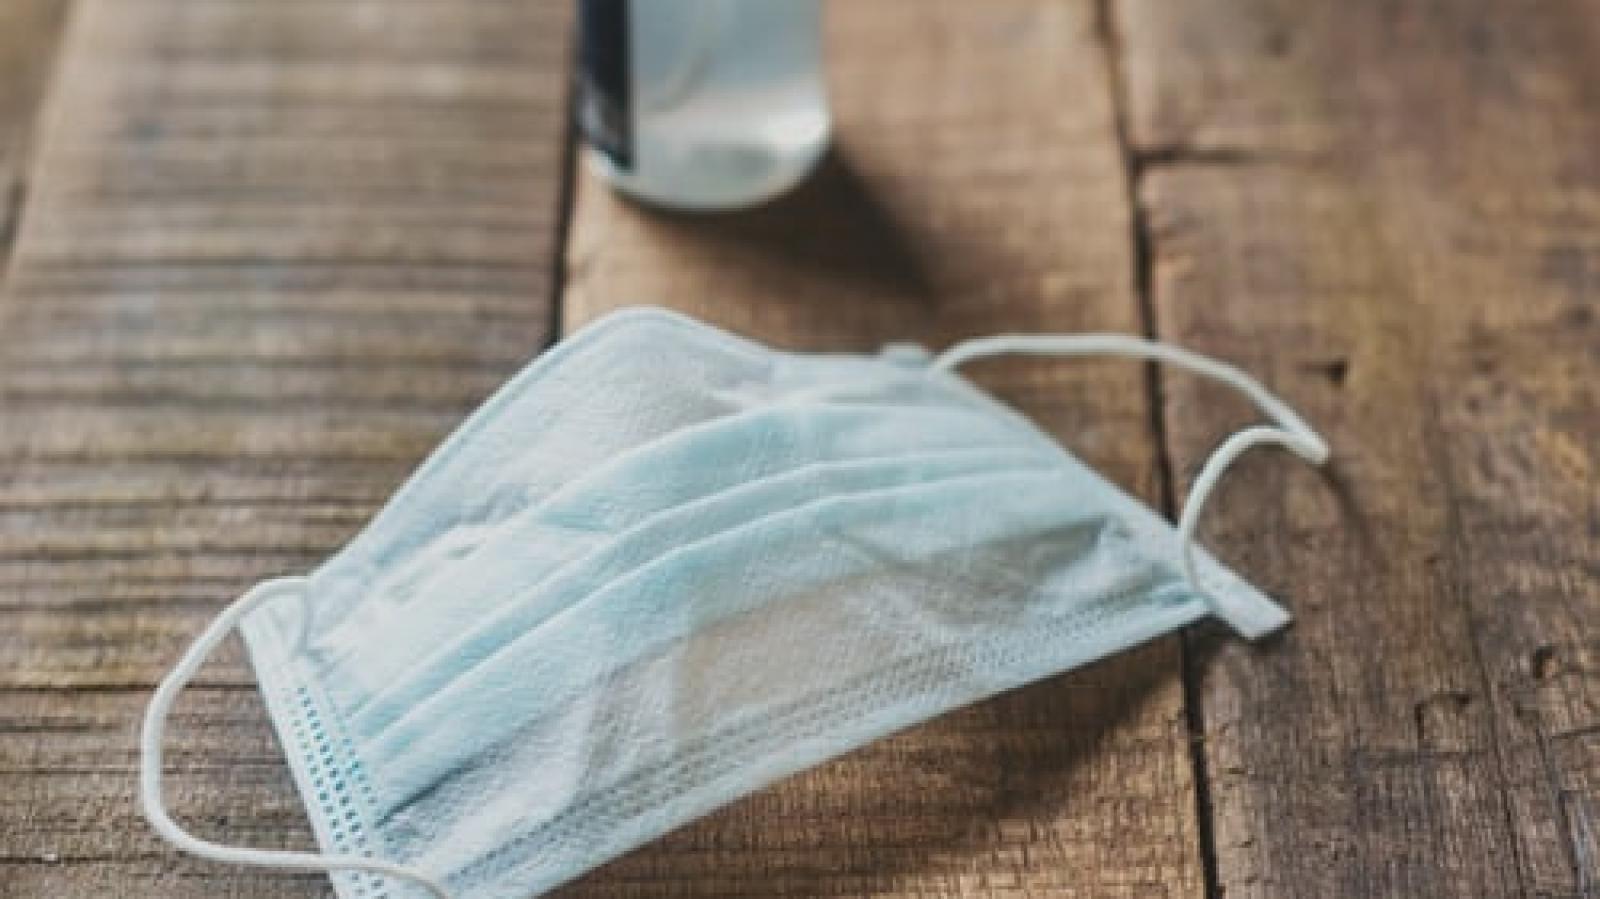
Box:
359, 469, 1164, 816
377, 471, 1196, 890
344, 444, 1057, 733
310, 400, 1049, 713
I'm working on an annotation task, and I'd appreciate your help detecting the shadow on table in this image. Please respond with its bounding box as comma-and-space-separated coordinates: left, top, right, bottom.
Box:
621, 150, 939, 310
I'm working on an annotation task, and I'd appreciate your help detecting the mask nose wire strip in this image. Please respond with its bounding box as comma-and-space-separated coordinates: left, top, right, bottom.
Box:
139, 576, 454, 899
931, 334, 1330, 625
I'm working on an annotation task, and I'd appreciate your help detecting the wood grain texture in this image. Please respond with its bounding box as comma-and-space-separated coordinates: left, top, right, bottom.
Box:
0, 0, 570, 894
12, 0, 1592, 896
0, 0, 73, 271
1116, 0, 1600, 895
561, 1, 1202, 895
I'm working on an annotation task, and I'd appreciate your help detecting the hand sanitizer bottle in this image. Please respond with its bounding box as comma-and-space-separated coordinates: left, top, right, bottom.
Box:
576, 0, 831, 211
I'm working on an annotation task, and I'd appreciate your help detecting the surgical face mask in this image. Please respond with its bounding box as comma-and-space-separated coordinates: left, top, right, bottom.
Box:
140, 307, 1328, 899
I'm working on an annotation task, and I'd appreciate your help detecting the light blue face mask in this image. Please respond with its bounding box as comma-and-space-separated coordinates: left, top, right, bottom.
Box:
140, 307, 1328, 899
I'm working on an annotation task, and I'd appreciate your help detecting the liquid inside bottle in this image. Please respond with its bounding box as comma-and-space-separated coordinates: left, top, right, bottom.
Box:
577, 0, 831, 211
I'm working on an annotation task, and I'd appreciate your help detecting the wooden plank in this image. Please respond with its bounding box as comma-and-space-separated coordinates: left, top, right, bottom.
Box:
0, 0, 73, 271
1117, 0, 1600, 894
561, 1, 1201, 895
0, 0, 571, 893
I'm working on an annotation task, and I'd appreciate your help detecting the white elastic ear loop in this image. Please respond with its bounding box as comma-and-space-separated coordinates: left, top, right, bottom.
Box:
140, 576, 452, 899
932, 334, 1330, 624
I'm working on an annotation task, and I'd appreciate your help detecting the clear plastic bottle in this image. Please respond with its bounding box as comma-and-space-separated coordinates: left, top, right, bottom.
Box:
576, 0, 831, 211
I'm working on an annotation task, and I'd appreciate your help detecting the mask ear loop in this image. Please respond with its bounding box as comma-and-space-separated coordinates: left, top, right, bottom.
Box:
931, 334, 1330, 635
139, 576, 453, 899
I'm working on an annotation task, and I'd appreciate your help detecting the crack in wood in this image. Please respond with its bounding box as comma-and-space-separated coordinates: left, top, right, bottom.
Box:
1093, 3, 1223, 899
1132, 144, 1273, 169
0, 171, 25, 277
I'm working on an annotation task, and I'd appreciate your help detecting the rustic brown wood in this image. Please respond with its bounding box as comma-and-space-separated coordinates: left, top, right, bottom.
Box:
0, 0, 73, 272
9, 0, 1596, 895
0, 0, 570, 894
560, 1, 1204, 895
1117, 0, 1600, 895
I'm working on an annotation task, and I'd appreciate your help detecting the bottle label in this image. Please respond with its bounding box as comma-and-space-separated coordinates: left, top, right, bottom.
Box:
576, 0, 633, 170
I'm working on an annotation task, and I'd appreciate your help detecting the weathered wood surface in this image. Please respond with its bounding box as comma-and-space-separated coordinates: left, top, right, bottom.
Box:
0, 0, 72, 271
4, 0, 1599, 896
563, 0, 1203, 895
0, 0, 570, 895
1117, 0, 1600, 895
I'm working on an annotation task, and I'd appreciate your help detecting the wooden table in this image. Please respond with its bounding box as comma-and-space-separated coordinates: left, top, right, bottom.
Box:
2, 1, 1595, 896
